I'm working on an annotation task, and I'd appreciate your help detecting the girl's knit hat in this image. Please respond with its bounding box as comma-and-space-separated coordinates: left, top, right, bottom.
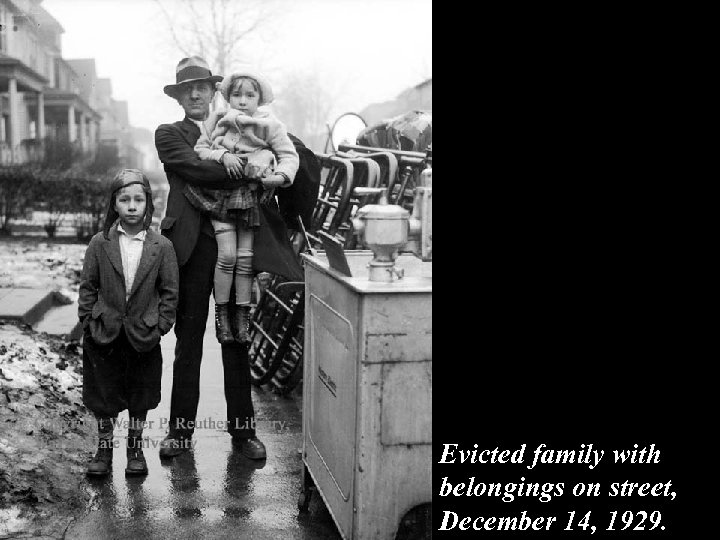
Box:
218, 68, 274, 105
103, 169, 155, 239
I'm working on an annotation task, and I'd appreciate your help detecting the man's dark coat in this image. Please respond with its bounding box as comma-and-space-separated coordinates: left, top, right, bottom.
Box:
155, 117, 305, 281
279, 133, 321, 231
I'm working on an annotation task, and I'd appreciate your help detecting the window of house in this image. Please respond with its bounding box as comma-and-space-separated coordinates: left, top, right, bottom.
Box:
29, 35, 38, 71
45, 52, 53, 81
0, 5, 7, 53
1, 115, 9, 144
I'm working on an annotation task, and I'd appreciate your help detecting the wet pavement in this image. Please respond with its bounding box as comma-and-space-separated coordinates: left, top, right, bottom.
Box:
65, 301, 342, 540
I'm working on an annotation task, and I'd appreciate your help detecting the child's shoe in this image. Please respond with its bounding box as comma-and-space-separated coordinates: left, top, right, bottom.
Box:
233, 304, 252, 344
215, 303, 235, 344
125, 436, 148, 476
86, 441, 113, 477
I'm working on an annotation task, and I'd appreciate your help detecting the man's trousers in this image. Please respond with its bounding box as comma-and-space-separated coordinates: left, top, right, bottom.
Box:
168, 230, 256, 440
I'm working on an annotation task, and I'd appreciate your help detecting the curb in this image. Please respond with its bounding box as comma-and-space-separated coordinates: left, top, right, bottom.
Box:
0, 288, 81, 340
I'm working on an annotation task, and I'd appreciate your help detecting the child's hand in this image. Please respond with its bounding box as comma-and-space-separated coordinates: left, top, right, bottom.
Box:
244, 149, 274, 179
221, 153, 243, 180
261, 174, 285, 188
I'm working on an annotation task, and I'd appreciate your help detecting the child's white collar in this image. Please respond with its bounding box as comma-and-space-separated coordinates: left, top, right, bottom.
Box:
117, 224, 147, 240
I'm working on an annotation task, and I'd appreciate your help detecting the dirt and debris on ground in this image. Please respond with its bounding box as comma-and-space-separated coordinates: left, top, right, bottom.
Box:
0, 324, 95, 539
1, 238, 94, 538
0, 238, 87, 297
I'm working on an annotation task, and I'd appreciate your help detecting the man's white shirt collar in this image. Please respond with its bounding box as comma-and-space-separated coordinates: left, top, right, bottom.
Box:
190, 117, 210, 138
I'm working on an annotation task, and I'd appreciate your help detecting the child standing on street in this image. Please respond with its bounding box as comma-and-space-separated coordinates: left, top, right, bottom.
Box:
185, 68, 299, 345
79, 169, 179, 477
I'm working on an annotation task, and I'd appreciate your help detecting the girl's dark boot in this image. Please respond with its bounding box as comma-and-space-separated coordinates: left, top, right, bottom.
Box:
215, 303, 235, 344
87, 417, 114, 477
233, 304, 252, 344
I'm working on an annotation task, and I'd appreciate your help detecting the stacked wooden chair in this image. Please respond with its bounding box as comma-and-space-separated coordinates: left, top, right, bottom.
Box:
247, 145, 431, 394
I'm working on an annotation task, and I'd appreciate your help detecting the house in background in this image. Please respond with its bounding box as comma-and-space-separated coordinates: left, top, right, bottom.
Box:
112, 99, 143, 170
94, 77, 144, 169
0, 0, 55, 163
40, 55, 101, 154
0, 0, 143, 167
131, 125, 160, 172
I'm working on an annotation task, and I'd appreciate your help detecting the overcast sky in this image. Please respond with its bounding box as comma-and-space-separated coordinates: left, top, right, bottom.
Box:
42, 0, 432, 134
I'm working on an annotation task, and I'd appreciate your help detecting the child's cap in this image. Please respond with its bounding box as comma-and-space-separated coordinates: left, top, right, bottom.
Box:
103, 169, 155, 239
109, 168, 151, 195
218, 68, 274, 106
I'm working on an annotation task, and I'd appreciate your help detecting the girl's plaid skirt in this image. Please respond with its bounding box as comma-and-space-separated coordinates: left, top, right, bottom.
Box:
184, 183, 261, 227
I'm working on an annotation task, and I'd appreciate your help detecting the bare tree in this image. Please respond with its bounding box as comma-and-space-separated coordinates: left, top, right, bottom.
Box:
153, 2, 339, 151
153, 0, 276, 74
272, 71, 337, 153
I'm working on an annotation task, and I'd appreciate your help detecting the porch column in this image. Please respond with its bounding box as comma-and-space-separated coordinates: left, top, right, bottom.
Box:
8, 77, 20, 155
36, 91, 45, 140
89, 120, 97, 151
67, 104, 76, 142
79, 112, 88, 151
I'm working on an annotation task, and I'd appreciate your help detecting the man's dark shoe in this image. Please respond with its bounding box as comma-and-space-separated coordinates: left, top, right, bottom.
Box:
125, 438, 148, 476
159, 434, 190, 459
86, 443, 113, 477
232, 436, 267, 460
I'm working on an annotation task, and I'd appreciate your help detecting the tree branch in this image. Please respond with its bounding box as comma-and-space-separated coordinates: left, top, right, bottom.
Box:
152, 0, 193, 57
153, 0, 279, 73
182, 0, 207, 60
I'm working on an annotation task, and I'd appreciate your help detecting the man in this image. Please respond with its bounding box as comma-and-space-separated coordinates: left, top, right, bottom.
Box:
155, 56, 304, 460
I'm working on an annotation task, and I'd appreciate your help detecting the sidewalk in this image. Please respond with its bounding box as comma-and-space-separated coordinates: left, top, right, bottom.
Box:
0, 288, 81, 340
65, 301, 341, 540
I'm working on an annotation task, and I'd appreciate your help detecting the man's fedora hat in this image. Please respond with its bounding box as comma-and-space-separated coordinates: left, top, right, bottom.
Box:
164, 56, 223, 98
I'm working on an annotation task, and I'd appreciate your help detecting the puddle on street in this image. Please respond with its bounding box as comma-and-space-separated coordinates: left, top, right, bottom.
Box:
67, 325, 340, 540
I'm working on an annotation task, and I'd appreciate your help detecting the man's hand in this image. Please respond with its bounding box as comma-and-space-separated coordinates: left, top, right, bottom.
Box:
261, 174, 286, 188
221, 153, 243, 180
244, 149, 274, 179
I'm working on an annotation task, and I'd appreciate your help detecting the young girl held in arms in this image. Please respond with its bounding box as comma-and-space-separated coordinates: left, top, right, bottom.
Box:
185, 68, 299, 344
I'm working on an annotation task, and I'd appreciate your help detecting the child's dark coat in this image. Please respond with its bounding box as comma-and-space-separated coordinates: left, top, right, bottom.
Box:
78, 224, 179, 417
78, 225, 179, 353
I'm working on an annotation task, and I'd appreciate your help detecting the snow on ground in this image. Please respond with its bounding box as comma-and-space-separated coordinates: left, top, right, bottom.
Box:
0, 238, 95, 537
0, 506, 28, 537
0, 323, 95, 537
0, 239, 86, 297
0, 326, 77, 393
